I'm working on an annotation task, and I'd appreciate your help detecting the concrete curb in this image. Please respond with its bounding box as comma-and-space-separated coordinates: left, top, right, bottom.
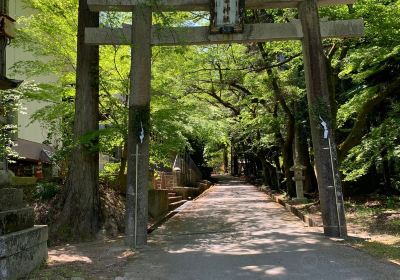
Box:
147, 209, 177, 234
258, 187, 322, 227
147, 183, 215, 234
192, 184, 215, 202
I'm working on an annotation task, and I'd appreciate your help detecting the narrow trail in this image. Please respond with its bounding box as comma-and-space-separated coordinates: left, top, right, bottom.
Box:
122, 176, 400, 280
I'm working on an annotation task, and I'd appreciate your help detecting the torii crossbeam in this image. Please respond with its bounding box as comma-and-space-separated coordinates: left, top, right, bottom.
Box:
86, 0, 363, 248
85, 20, 364, 46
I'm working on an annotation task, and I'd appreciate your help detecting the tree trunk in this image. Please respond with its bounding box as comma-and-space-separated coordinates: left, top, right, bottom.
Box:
273, 153, 282, 190
381, 149, 391, 192
257, 43, 295, 197
118, 140, 128, 192
272, 104, 295, 196
260, 159, 271, 186
259, 154, 278, 189
54, 0, 100, 240
269, 75, 295, 197
294, 122, 318, 193
231, 142, 239, 176
223, 145, 229, 173
282, 118, 295, 197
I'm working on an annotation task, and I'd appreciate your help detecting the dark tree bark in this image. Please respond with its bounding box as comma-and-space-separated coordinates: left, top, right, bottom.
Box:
294, 122, 318, 193
273, 152, 282, 190
54, 0, 100, 240
223, 145, 229, 173
231, 146, 239, 176
258, 152, 278, 189
257, 42, 296, 197
117, 140, 128, 192
260, 159, 271, 186
381, 149, 392, 192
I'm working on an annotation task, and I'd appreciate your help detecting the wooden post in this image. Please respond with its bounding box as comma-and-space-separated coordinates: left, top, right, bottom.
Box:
299, 0, 347, 237
126, 5, 152, 248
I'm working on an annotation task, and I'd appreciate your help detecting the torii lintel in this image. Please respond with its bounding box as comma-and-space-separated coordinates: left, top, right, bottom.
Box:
87, 0, 355, 12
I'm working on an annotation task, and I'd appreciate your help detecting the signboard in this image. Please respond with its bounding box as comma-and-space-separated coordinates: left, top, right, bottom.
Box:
210, 0, 245, 34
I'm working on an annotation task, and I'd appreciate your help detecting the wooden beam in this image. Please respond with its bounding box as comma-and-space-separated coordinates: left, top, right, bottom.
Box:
85, 19, 364, 46
87, 0, 355, 12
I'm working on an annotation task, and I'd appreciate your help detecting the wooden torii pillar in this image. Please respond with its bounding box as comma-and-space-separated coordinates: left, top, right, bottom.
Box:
86, 0, 363, 247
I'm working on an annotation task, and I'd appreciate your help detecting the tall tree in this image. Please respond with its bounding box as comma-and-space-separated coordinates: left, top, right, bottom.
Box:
54, 0, 100, 240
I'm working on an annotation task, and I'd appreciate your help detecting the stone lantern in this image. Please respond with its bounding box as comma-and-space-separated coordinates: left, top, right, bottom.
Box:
290, 163, 306, 200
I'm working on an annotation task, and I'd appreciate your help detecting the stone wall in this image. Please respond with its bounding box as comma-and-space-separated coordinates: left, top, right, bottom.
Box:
148, 189, 169, 219
153, 172, 175, 189
0, 187, 48, 279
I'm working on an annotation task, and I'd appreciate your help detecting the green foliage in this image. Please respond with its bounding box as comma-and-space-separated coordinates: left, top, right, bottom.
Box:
99, 162, 120, 183
0, 83, 37, 163
34, 181, 61, 200
386, 196, 400, 209
14, 1, 228, 174
341, 104, 400, 181
12, 0, 400, 192
321, 1, 400, 184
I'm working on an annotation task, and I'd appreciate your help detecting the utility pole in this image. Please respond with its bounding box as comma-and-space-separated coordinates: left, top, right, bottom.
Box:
299, 0, 347, 237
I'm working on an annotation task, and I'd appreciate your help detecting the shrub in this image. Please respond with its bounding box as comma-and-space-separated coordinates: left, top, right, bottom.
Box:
34, 182, 61, 200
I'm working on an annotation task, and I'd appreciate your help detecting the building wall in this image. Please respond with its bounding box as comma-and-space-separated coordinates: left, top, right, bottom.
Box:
6, 0, 56, 144
6, 1, 108, 172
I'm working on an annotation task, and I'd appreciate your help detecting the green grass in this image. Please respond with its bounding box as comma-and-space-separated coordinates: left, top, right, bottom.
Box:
386, 220, 400, 233
348, 239, 400, 264
344, 199, 400, 264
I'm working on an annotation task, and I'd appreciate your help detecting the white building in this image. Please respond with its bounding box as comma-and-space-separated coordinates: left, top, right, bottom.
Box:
6, 1, 55, 177
6, 1, 107, 176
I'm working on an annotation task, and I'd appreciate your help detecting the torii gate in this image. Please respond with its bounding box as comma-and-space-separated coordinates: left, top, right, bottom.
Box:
85, 0, 364, 248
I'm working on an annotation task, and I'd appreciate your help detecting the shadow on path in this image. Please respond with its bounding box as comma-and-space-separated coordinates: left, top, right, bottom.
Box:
123, 176, 400, 280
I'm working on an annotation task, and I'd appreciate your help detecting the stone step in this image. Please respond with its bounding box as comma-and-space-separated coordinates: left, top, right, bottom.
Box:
0, 225, 48, 279
168, 200, 187, 211
168, 196, 183, 204
0, 207, 35, 236
0, 188, 24, 211
168, 192, 176, 197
